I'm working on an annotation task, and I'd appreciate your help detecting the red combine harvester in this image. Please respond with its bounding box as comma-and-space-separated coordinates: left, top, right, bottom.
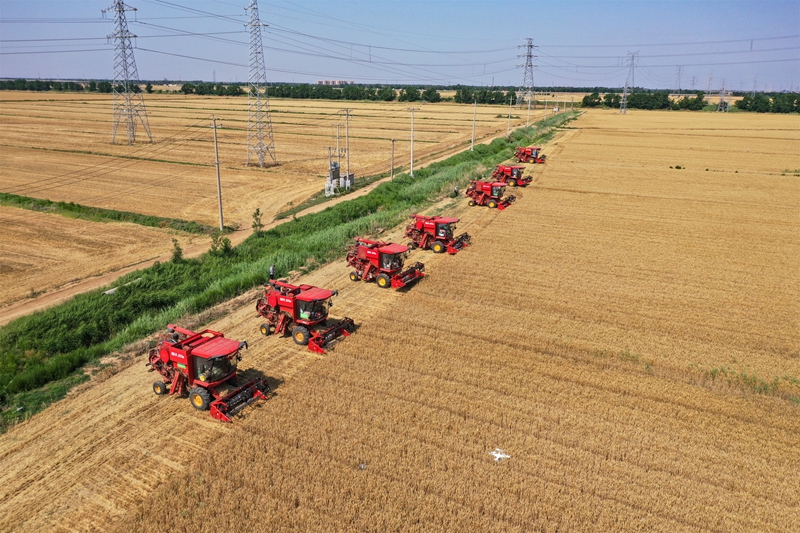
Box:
256, 281, 355, 354
146, 324, 271, 422
514, 146, 547, 163
405, 214, 471, 254
491, 164, 532, 187
346, 237, 425, 289
465, 181, 516, 210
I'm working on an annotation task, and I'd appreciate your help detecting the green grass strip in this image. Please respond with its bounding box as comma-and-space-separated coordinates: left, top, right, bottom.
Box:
0, 192, 223, 234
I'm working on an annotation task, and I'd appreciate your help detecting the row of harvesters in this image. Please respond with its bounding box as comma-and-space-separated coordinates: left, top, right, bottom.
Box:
148, 142, 547, 421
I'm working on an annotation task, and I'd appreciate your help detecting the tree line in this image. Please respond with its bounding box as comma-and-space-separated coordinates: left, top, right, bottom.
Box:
0, 79, 156, 94
734, 93, 800, 113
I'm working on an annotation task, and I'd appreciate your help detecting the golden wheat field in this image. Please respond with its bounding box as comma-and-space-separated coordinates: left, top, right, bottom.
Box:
0, 92, 527, 309
1, 109, 798, 533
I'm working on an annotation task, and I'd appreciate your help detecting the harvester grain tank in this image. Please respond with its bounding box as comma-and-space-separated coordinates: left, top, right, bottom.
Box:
146, 324, 271, 422
256, 281, 355, 354
465, 180, 516, 210
405, 214, 471, 254
346, 237, 425, 289
492, 164, 532, 187
514, 146, 547, 163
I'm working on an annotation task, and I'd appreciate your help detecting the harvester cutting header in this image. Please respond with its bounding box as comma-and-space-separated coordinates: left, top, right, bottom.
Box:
346, 237, 425, 289
405, 214, 471, 254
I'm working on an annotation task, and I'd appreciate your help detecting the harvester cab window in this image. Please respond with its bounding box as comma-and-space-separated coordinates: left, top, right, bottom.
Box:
381, 253, 402, 271
436, 224, 452, 238
492, 186, 503, 197
512, 168, 523, 178
196, 355, 236, 383
297, 299, 327, 321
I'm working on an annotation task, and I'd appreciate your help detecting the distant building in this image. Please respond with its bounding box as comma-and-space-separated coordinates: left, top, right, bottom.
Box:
316, 80, 353, 86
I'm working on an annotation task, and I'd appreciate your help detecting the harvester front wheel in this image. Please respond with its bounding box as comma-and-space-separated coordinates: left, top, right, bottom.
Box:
153, 381, 167, 395
349, 271, 360, 282
260, 323, 271, 336
487, 200, 498, 209
376, 274, 391, 289
508, 179, 517, 187
292, 326, 310, 345
189, 387, 211, 411
431, 241, 445, 254
468, 200, 476, 207
408, 241, 418, 250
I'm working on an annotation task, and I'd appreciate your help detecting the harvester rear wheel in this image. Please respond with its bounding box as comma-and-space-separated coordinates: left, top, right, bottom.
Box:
376, 274, 391, 289
408, 241, 418, 250
431, 241, 445, 254
153, 381, 167, 395
260, 323, 271, 336
468, 200, 476, 207
349, 271, 360, 282
189, 387, 211, 411
292, 326, 310, 345
487, 200, 498, 208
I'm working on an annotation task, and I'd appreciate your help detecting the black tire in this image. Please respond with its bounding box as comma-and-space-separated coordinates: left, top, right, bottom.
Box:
349, 271, 360, 282
508, 179, 517, 187
468, 200, 476, 207
260, 323, 271, 336
487, 200, 498, 209
408, 241, 418, 250
292, 326, 310, 345
431, 241, 445, 254
189, 387, 211, 411
376, 273, 391, 289
153, 381, 167, 395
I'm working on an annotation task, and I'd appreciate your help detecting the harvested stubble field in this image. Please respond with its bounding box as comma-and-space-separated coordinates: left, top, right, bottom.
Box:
0, 92, 529, 308
1, 110, 799, 532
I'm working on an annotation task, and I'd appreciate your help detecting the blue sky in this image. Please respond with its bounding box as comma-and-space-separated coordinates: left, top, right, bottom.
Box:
1, 0, 798, 91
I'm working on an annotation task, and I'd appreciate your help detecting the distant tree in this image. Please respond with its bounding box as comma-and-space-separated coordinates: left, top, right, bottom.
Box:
582, 92, 601, 107
145, 82, 153, 93
421, 87, 441, 102
97, 81, 113, 93
88, 80, 97, 92
251, 208, 264, 235
180, 82, 194, 95
506, 89, 517, 105
171, 238, 183, 263
376, 87, 396, 101
398, 86, 420, 102
603, 93, 620, 108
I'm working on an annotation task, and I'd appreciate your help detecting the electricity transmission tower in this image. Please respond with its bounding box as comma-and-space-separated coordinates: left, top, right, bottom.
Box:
716, 80, 729, 112
751, 76, 757, 98
517, 38, 537, 110
619, 51, 637, 114
245, 0, 277, 167
675, 65, 682, 95
103, 0, 152, 145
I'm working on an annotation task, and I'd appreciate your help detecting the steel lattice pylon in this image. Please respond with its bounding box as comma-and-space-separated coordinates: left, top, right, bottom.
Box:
103, 1, 152, 145
517, 38, 536, 109
245, 0, 277, 167
619, 51, 638, 115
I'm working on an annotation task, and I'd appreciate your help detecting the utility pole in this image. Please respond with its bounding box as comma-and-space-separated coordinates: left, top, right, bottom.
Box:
675, 65, 682, 95
335, 123, 341, 168
506, 96, 512, 138
517, 37, 537, 110
471, 100, 476, 151
691, 75, 697, 92
619, 51, 638, 114
211, 116, 224, 231
526, 94, 532, 127
339, 109, 352, 177
390, 138, 395, 181
245, 0, 277, 166
102, 0, 152, 145
407, 107, 419, 176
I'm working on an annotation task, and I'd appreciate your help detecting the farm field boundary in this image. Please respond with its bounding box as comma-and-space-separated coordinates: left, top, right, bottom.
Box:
0, 112, 578, 431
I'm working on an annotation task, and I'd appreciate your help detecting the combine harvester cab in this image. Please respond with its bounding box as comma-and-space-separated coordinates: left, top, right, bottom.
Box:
492, 164, 532, 187
465, 181, 516, 210
405, 214, 471, 254
514, 146, 547, 164
346, 237, 425, 289
256, 281, 355, 354
146, 324, 271, 422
